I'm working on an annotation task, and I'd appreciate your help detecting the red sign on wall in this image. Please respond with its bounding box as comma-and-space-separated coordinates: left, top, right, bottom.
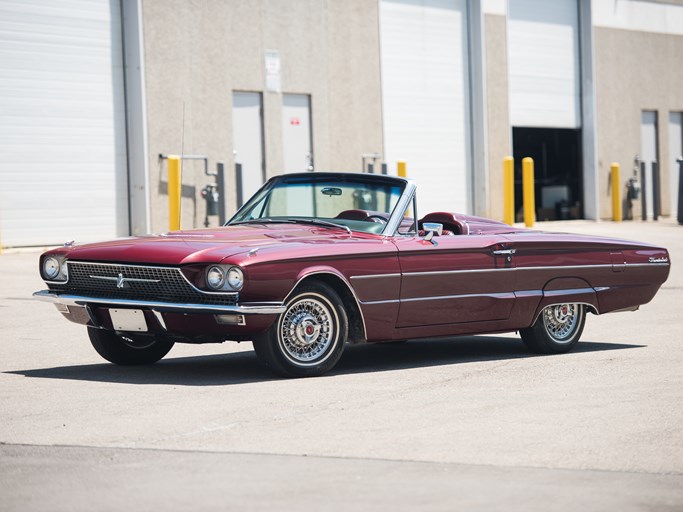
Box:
290, 117, 300, 125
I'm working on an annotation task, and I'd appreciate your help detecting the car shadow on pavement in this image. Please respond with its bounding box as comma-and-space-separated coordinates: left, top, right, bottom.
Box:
5, 336, 643, 386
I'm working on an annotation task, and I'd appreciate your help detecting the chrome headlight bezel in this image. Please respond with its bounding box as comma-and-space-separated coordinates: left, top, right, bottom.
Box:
206, 266, 226, 290
205, 265, 244, 292
227, 267, 244, 291
42, 255, 68, 282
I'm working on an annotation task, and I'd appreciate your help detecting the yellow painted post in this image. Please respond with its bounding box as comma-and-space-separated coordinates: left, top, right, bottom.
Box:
168, 155, 182, 231
610, 162, 622, 222
522, 157, 535, 228
503, 156, 514, 225
397, 160, 407, 178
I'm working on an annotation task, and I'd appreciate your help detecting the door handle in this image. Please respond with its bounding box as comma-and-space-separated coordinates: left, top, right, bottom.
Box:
492, 249, 516, 256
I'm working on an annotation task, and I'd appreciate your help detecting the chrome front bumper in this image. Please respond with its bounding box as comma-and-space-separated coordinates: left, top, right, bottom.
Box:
32, 290, 286, 315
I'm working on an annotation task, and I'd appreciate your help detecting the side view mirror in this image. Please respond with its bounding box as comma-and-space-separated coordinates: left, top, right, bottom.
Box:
422, 222, 443, 245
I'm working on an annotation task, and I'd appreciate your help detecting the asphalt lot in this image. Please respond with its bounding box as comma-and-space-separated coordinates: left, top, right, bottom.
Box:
1, 219, 682, 511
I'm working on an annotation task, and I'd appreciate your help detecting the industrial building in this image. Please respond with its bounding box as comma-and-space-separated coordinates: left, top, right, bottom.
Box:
1, 0, 682, 247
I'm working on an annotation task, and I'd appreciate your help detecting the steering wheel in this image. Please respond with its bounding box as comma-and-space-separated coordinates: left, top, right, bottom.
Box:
366, 215, 388, 224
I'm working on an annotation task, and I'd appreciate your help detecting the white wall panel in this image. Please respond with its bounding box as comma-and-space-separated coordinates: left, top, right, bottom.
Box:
380, 0, 472, 215
508, 0, 581, 128
0, 0, 127, 246
593, 0, 683, 36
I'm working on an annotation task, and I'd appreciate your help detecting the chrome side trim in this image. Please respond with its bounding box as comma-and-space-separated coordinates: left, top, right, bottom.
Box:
359, 299, 400, 305
401, 292, 515, 303
360, 292, 514, 306
398, 262, 669, 279
349, 273, 401, 280
33, 290, 284, 315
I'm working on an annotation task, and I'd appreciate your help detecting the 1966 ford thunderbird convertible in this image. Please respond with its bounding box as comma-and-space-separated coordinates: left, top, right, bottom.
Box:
34, 172, 671, 377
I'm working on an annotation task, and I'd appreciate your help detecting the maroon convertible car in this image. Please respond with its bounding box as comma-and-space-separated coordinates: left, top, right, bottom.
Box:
35, 172, 670, 377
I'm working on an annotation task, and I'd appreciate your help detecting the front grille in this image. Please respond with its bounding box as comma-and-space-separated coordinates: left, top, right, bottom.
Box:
48, 262, 237, 306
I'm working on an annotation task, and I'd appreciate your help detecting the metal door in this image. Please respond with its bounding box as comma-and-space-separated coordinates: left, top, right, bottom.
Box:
393, 235, 516, 328
641, 111, 658, 219
669, 112, 682, 216
282, 94, 313, 173
232, 92, 265, 202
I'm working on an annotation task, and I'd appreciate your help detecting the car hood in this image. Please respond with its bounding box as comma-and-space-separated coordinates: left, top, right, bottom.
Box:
60, 224, 364, 265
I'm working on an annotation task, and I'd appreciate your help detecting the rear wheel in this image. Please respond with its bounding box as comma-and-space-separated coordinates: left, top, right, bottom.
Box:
87, 327, 174, 365
520, 303, 586, 354
253, 282, 347, 378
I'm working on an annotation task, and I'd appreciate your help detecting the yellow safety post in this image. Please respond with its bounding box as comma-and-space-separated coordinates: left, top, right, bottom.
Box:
610, 162, 622, 222
503, 156, 514, 225
397, 160, 407, 178
522, 157, 535, 227
168, 155, 182, 231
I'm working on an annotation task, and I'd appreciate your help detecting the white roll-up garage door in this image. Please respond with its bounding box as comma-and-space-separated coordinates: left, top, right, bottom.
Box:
0, 0, 128, 247
380, 0, 472, 215
508, 0, 581, 128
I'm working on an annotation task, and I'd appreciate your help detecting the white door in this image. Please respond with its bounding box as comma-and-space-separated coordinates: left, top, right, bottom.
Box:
641, 111, 658, 219
380, 0, 471, 215
282, 94, 313, 173
669, 112, 682, 217
508, 0, 581, 128
232, 92, 265, 205
0, 0, 128, 247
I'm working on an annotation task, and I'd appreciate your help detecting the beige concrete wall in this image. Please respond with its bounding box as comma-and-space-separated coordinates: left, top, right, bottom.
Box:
484, 13, 511, 222
141, 0, 383, 232
594, 27, 683, 219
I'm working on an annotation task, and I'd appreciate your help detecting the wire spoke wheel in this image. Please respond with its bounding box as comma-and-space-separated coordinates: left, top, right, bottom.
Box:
542, 303, 580, 343
253, 282, 348, 377
280, 296, 335, 364
520, 303, 586, 354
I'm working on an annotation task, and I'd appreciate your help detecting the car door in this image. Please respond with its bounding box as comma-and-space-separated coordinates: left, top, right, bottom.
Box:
392, 234, 516, 328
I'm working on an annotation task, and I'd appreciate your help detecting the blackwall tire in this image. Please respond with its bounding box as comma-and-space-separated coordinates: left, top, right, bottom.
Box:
253, 282, 348, 378
87, 327, 174, 365
520, 303, 586, 354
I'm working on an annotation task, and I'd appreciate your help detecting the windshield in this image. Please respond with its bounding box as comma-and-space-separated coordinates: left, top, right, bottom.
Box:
229, 174, 406, 234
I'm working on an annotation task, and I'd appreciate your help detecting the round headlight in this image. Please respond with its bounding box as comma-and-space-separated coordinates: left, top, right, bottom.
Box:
227, 267, 244, 290
207, 266, 225, 289
60, 260, 69, 279
43, 257, 60, 280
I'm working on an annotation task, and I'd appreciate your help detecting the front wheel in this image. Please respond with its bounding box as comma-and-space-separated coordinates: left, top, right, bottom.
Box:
520, 303, 586, 354
87, 327, 175, 365
253, 282, 348, 377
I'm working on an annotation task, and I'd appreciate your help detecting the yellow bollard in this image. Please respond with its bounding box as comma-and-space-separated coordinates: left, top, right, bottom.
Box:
397, 160, 407, 178
522, 157, 535, 227
610, 162, 622, 222
503, 156, 514, 225
168, 155, 182, 231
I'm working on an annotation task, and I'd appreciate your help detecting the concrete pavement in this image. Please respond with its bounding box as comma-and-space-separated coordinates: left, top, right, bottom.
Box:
1, 219, 681, 510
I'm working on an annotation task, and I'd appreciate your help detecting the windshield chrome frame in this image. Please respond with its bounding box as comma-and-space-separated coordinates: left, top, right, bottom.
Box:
227, 172, 416, 238
381, 179, 417, 236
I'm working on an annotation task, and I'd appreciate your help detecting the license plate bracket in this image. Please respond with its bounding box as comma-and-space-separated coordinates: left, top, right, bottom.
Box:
109, 309, 148, 332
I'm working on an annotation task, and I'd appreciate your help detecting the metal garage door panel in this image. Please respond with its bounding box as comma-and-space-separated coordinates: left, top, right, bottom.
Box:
232, 92, 265, 205
380, 0, 472, 216
508, 0, 581, 128
0, 0, 128, 247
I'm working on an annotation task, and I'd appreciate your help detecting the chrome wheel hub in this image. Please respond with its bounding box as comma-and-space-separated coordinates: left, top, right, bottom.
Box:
280, 296, 334, 363
543, 303, 579, 342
